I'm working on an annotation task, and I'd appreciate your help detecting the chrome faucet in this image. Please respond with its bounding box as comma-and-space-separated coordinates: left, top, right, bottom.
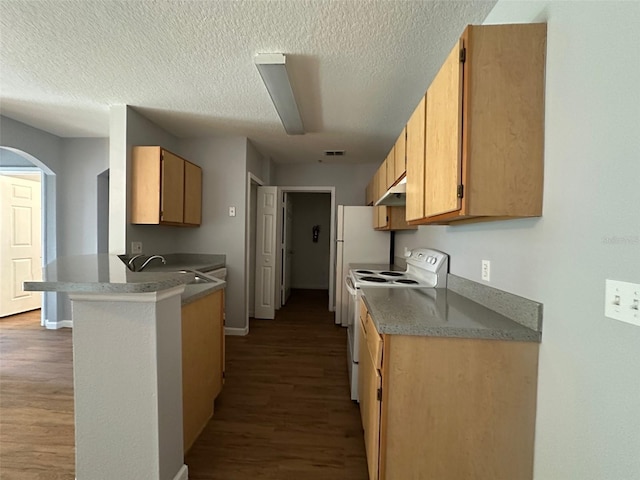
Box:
127, 254, 144, 271
138, 255, 167, 271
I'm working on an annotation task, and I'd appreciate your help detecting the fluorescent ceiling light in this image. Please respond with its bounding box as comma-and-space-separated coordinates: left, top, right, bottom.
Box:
254, 53, 305, 135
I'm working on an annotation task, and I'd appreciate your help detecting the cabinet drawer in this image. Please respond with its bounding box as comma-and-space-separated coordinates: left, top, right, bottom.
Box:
363, 313, 383, 370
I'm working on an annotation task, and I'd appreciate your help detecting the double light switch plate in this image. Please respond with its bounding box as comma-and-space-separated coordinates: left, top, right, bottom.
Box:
605, 280, 640, 326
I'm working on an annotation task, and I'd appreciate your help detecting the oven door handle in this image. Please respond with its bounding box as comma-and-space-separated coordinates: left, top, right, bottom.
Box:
345, 275, 357, 296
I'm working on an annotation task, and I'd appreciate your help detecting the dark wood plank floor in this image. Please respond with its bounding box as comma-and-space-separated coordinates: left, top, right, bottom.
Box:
0, 309, 75, 479
0, 290, 367, 479
186, 289, 368, 479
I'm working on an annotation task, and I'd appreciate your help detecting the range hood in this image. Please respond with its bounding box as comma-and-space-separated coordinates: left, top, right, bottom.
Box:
374, 178, 406, 206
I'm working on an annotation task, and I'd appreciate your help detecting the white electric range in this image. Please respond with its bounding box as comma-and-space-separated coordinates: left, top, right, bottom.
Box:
345, 248, 449, 401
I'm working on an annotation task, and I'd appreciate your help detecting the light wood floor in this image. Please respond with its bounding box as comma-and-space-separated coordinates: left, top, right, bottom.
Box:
0, 290, 367, 479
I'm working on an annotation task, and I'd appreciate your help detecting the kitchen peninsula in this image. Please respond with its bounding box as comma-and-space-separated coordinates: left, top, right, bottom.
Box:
24, 254, 226, 480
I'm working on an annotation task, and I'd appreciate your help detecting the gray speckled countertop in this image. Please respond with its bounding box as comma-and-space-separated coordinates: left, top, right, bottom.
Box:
362, 287, 540, 342
181, 281, 225, 305
24, 254, 226, 304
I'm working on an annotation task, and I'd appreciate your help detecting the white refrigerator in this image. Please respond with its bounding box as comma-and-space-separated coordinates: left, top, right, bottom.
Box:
335, 205, 390, 326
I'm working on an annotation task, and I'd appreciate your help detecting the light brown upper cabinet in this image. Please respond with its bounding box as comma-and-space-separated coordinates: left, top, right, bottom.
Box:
385, 147, 395, 190
365, 179, 374, 206
407, 23, 547, 225
374, 163, 389, 229
183, 161, 203, 226
131, 146, 203, 227
394, 127, 407, 182
406, 96, 426, 222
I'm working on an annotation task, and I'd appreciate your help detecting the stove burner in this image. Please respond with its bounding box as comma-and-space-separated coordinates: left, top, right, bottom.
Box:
360, 276, 388, 283
356, 270, 374, 274
395, 279, 419, 285
380, 271, 404, 277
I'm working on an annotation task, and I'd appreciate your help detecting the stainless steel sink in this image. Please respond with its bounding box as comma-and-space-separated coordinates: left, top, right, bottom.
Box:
188, 275, 215, 285
181, 270, 215, 285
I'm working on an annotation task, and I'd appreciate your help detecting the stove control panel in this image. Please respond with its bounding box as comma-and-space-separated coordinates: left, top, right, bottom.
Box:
407, 248, 447, 268
405, 248, 449, 288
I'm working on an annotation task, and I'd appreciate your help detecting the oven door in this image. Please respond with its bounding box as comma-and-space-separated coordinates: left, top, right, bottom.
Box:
345, 274, 360, 401
345, 275, 358, 329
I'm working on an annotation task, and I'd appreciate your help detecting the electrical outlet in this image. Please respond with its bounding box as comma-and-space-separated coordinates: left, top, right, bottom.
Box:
131, 241, 142, 254
481, 260, 491, 282
605, 279, 640, 326
229, 206, 236, 217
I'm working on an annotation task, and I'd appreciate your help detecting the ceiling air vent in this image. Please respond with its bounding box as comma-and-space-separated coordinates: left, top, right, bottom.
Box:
324, 150, 345, 157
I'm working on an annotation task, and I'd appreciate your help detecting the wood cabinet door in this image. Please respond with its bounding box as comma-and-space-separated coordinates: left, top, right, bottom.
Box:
376, 206, 388, 230
405, 96, 426, 221
385, 147, 395, 189
160, 150, 185, 224
359, 317, 381, 480
184, 161, 202, 226
377, 162, 387, 199
211, 289, 224, 399
131, 146, 162, 224
366, 179, 374, 206
424, 41, 463, 218
394, 128, 406, 181
181, 292, 217, 452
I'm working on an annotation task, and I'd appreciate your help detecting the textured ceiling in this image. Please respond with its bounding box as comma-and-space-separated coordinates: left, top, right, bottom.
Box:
0, 0, 496, 164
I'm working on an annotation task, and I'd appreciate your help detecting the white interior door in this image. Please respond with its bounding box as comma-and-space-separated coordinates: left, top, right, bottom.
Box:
281, 192, 293, 306
254, 186, 278, 319
0, 174, 42, 317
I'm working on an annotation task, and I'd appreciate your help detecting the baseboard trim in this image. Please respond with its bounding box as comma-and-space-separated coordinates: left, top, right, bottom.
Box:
225, 326, 248, 336
173, 464, 188, 480
45, 319, 73, 329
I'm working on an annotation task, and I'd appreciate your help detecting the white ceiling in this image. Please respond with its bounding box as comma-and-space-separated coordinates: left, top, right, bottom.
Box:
0, 0, 496, 164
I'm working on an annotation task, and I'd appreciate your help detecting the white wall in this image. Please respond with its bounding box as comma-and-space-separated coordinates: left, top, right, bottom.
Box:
246, 139, 271, 184
274, 162, 378, 206
395, 2, 640, 479
1, 116, 62, 324
290, 193, 331, 289
58, 138, 109, 257
0, 148, 35, 167
176, 136, 249, 330
58, 138, 109, 320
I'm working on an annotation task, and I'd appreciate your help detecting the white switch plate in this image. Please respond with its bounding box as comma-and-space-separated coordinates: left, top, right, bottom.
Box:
481, 260, 491, 282
605, 279, 640, 326
229, 206, 236, 217
131, 241, 142, 254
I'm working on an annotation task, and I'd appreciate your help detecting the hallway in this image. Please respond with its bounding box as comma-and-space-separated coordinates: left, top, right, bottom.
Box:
186, 289, 368, 479
0, 290, 367, 479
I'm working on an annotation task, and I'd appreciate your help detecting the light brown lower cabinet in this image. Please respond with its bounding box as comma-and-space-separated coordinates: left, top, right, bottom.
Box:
359, 299, 539, 480
181, 289, 225, 453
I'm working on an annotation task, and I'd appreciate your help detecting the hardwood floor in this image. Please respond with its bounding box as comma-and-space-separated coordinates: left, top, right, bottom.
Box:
0, 309, 75, 479
0, 290, 367, 479
186, 289, 368, 479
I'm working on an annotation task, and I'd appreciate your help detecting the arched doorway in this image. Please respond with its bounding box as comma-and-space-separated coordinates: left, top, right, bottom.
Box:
0, 147, 56, 326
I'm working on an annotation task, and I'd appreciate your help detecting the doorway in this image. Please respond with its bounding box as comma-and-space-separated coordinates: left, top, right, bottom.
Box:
0, 171, 43, 317
244, 173, 264, 333
0, 146, 56, 327
253, 186, 336, 321
282, 192, 331, 304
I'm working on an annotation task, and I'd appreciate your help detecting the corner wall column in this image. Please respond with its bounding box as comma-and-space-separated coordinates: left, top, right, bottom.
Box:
69, 286, 188, 480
